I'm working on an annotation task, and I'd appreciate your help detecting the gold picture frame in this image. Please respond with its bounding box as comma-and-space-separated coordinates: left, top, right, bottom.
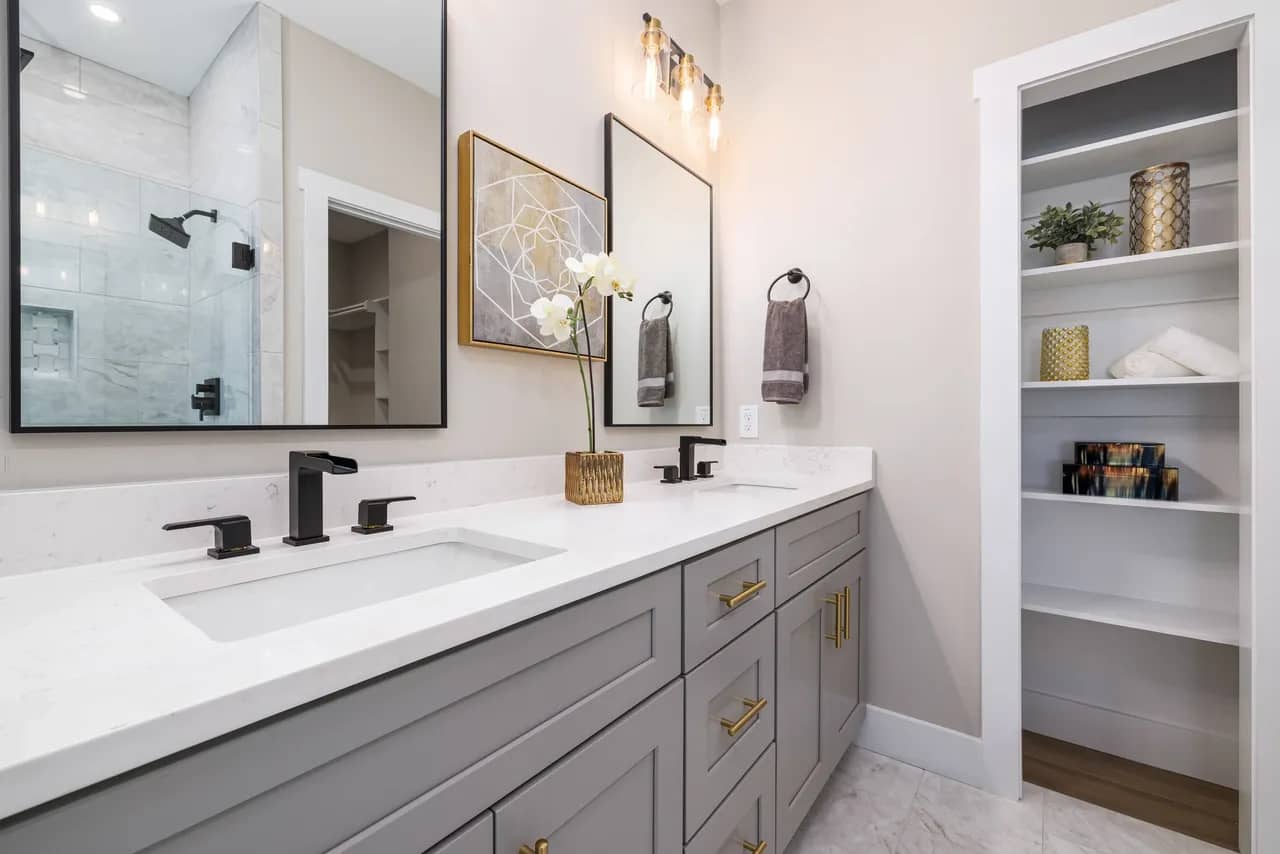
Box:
458, 131, 609, 361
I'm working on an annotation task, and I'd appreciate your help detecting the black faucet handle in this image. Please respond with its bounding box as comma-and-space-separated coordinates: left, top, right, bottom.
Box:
352, 496, 417, 535
162, 515, 260, 560
696, 460, 719, 479
653, 465, 681, 484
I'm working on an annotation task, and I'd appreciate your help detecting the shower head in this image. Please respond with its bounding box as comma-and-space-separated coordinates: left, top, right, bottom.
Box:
148, 208, 217, 249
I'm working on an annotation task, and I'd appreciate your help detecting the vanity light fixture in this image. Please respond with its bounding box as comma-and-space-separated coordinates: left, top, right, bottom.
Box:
88, 3, 121, 23
706, 83, 724, 152
640, 15, 668, 101
639, 13, 724, 152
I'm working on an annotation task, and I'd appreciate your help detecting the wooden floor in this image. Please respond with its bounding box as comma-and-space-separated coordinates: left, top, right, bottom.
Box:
1023, 731, 1239, 851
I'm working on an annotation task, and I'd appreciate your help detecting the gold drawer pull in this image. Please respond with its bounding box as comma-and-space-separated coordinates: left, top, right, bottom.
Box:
519, 841, 549, 854
720, 696, 767, 737
719, 579, 767, 609
740, 840, 768, 854
824, 592, 844, 649
842, 584, 852, 641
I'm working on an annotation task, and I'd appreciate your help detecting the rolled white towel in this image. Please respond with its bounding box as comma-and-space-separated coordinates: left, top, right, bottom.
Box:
1109, 348, 1196, 379
1146, 326, 1242, 378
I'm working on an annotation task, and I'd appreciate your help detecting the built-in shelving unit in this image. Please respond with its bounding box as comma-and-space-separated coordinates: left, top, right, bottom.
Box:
1022, 582, 1238, 646
1022, 241, 1239, 288
1022, 489, 1244, 514
1021, 109, 1240, 192
1010, 38, 1250, 793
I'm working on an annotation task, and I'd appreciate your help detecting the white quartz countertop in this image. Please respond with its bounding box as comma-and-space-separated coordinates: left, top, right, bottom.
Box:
0, 459, 873, 821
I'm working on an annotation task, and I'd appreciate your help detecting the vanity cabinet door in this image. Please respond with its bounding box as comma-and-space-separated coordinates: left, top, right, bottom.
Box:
494, 680, 683, 854
774, 562, 848, 853
823, 551, 866, 761
427, 813, 493, 854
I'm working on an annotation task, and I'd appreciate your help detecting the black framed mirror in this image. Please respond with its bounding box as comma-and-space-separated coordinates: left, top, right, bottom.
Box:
9, 0, 447, 431
603, 114, 713, 427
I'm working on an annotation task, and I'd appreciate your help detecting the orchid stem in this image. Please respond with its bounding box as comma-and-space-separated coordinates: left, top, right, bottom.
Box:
579, 282, 599, 454
570, 315, 594, 454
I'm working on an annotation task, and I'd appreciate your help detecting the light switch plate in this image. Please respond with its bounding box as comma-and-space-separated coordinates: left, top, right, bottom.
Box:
738, 404, 759, 439
695, 405, 711, 425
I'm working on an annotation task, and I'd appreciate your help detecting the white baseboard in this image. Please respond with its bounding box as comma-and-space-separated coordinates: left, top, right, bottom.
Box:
1024, 689, 1238, 788
856, 704, 986, 790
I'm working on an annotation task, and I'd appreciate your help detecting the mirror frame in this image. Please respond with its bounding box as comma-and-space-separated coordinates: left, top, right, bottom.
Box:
6, 0, 449, 433
602, 113, 714, 428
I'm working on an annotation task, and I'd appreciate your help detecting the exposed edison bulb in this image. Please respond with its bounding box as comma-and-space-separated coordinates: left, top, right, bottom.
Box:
639, 16, 667, 102
676, 53, 700, 128
680, 84, 695, 118
705, 84, 724, 152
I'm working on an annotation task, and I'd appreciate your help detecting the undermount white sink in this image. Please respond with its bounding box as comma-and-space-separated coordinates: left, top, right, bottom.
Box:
697, 479, 799, 494
146, 528, 560, 642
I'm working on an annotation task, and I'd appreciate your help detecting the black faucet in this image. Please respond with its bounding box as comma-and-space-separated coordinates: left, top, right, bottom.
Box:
678, 435, 727, 481
283, 451, 358, 546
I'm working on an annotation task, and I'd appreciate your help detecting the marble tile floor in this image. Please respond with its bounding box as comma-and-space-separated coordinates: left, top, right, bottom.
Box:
789, 748, 1234, 854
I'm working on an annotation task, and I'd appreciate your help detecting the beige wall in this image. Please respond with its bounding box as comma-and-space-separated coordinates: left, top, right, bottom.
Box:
717, 0, 1171, 735
0, 0, 721, 488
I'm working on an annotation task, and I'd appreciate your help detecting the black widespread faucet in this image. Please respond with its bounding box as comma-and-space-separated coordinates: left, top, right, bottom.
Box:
678, 435, 727, 481
283, 451, 358, 546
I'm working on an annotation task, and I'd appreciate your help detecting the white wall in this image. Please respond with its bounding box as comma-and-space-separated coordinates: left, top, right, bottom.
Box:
0, 0, 722, 488
717, 0, 1172, 736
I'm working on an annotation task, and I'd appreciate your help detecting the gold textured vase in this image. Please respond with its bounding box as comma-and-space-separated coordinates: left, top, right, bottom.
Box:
565, 451, 624, 505
1129, 162, 1190, 254
1040, 325, 1090, 382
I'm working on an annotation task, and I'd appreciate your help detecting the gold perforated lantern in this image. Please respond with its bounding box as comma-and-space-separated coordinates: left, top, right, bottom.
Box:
1129, 162, 1190, 254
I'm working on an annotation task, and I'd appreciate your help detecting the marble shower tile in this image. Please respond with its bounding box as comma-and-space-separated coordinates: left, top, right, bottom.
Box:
1043, 791, 1230, 854
18, 37, 79, 87
104, 298, 188, 365
21, 146, 140, 235
257, 7, 283, 129
788, 749, 923, 854
259, 351, 283, 425
101, 360, 141, 424
258, 273, 283, 353
255, 200, 283, 277
188, 7, 261, 208
895, 775, 1044, 854
20, 238, 80, 291
138, 363, 193, 424
1044, 837, 1104, 854
257, 124, 283, 204
80, 59, 189, 126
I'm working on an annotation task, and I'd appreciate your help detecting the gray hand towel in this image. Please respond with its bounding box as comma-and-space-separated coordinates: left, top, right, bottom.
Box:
762, 298, 808, 404
637, 316, 674, 407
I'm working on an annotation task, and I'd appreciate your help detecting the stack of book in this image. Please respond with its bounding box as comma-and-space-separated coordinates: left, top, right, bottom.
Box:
1062, 442, 1179, 501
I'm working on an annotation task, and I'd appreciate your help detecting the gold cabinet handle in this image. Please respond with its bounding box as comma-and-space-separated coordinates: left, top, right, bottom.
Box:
824, 592, 844, 649
740, 840, 768, 854
719, 578, 767, 609
720, 696, 768, 737
519, 841, 549, 854
842, 584, 852, 641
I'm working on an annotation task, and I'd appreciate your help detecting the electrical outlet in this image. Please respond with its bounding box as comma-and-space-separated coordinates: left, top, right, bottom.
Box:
695, 405, 711, 425
738, 404, 759, 439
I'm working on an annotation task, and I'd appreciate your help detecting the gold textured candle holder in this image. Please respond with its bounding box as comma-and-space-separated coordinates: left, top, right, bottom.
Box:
565, 451, 624, 505
1040, 325, 1090, 382
1129, 162, 1190, 254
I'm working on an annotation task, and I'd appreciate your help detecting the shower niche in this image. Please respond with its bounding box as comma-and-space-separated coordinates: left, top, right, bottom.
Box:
9, 0, 446, 430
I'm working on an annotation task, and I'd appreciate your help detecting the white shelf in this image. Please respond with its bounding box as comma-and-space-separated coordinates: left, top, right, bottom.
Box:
1021, 109, 1240, 192
1022, 242, 1239, 289
1021, 375, 1240, 390
1022, 489, 1244, 515
1023, 582, 1238, 646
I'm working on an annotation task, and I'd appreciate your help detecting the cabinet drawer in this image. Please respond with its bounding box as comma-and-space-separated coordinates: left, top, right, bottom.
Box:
775, 493, 867, 603
684, 614, 776, 840
684, 746, 775, 854
427, 813, 492, 854
683, 530, 775, 669
494, 679, 683, 854
0, 568, 681, 854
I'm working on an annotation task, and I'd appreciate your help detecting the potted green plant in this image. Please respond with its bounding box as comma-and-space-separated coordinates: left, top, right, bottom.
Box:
1025, 201, 1125, 265
530, 252, 635, 505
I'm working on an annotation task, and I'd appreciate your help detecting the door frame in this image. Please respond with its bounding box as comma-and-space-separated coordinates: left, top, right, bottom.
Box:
297, 168, 442, 425
973, 4, 1279, 851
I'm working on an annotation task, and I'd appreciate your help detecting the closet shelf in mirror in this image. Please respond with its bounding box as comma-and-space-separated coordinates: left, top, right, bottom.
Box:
1023, 582, 1238, 646
1021, 489, 1245, 514
1020, 109, 1240, 192
1022, 242, 1239, 289
329, 298, 389, 332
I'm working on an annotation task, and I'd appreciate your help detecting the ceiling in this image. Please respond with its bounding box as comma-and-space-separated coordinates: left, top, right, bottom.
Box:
19, 0, 442, 97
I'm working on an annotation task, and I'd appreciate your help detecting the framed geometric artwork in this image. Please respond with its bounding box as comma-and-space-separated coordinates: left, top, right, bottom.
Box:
458, 131, 609, 360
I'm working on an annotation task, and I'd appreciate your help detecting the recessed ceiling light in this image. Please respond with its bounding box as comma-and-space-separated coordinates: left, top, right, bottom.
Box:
88, 4, 121, 23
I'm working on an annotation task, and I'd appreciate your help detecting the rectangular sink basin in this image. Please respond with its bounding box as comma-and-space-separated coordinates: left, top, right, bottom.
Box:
147, 528, 560, 642
699, 481, 799, 494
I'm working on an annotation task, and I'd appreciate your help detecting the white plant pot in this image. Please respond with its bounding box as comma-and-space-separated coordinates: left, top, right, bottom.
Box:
1054, 242, 1088, 265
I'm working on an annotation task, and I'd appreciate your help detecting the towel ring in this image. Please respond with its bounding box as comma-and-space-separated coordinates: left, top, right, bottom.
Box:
767, 268, 811, 301
642, 291, 673, 320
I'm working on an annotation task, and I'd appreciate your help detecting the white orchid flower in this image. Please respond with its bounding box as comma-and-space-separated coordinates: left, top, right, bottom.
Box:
530, 293, 576, 342
564, 253, 603, 284
591, 264, 636, 301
